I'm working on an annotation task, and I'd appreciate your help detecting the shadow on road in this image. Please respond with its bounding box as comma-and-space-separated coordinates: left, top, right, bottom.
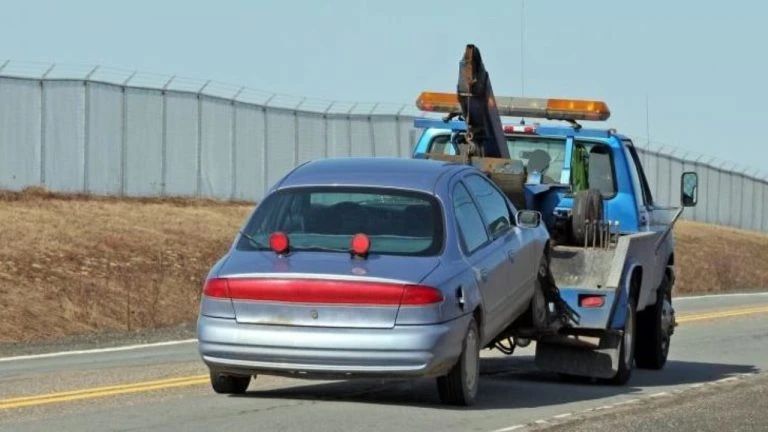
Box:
231, 355, 759, 410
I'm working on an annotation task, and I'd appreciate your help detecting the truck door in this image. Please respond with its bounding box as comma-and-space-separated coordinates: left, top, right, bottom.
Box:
623, 140, 669, 307
622, 140, 654, 232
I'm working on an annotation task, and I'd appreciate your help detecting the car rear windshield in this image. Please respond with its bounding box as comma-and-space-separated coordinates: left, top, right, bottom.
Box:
237, 186, 444, 256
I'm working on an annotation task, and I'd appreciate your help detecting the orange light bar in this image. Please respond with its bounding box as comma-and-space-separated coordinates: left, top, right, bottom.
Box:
415, 92, 460, 113
546, 98, 611, 121
416, 92, 611, 122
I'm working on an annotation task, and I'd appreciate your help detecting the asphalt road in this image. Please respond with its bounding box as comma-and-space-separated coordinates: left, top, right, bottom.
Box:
1, 293, 767, 432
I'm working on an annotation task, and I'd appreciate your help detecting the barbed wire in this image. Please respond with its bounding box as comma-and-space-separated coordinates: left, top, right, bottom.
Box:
1, 59, 765, 181
0, 60, 427, 117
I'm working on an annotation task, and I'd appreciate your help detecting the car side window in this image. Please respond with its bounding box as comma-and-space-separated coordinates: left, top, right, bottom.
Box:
463, 174, 514, 238
453, 183, 490, 254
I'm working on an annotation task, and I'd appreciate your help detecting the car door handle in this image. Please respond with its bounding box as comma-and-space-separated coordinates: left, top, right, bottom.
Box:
507, 250, 515, 262
455, 286, 466, 310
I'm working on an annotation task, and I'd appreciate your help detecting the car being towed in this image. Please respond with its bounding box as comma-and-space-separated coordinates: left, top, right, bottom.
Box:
196, 156, 549, 406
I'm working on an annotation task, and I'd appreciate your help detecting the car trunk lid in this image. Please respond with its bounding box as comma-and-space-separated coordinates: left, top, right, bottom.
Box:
215, 251, 441, 329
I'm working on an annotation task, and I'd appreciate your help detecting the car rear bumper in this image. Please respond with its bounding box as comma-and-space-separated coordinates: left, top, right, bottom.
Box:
196, 314, 470, 379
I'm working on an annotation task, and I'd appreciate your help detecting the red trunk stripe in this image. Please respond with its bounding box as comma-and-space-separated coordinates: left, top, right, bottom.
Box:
208, 278, 443, 306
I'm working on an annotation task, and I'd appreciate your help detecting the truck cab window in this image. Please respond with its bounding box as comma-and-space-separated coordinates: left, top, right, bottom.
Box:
571, 141, 617, 198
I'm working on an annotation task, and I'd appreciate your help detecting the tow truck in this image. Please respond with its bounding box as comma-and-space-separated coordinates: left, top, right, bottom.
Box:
411, 44, 700, 383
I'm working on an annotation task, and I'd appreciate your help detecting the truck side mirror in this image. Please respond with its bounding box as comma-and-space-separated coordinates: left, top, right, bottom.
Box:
516, 210, 542, 228
681, 172, 698, 207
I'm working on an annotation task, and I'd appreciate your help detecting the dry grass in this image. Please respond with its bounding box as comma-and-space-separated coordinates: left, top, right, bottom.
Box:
1, 187, 766, 344
674, 220, 768, 294
0, 188, 252, 344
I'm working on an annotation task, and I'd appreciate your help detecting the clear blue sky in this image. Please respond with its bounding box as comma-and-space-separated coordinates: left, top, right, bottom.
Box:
2, 0, 766, 173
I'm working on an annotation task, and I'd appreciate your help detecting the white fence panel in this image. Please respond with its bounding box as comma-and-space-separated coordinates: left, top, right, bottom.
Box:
43, 82, 85, 193
264, 109, 296, 190
233, 104, 266, 201
125, 89, 163, 196
296, 112, 327, 165
326, 116, 351, 158
371, 117, 399, 157
200, 98, 233, 198
349, 117, 373, 156
164, 92, 199, 197
0, 78, 41, 190
85, 83, 122, 195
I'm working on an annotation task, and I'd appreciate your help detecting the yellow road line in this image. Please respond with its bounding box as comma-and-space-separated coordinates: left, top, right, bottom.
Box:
2, 305, 767, 411
0, 375, 208, 410
677, 305, 768, 323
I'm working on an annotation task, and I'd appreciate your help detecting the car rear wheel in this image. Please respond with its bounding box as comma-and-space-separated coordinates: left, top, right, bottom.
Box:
210, 371, 251, 394
437, 318, 480, 406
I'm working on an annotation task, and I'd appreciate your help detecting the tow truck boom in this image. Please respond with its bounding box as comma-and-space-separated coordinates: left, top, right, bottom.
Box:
417, 45, 510, 159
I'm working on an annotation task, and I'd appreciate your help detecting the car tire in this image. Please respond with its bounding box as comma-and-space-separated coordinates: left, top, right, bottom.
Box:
532, 256, 551, 330
437, 318, 481, 407
603, 297, 636, 385
210, 371, 251, 395
635, 273, 672, 369
570, 189, 603, 246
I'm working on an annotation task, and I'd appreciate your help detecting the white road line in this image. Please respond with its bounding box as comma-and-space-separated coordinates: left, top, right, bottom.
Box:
0, 339, 197, 363
488, 372, 763, 432
491, 425, 526, 432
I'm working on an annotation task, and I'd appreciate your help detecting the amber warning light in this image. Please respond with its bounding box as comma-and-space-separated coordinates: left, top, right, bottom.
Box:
416, 92, 611, 122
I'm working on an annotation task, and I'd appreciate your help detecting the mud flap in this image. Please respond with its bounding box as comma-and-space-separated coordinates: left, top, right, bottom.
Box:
534, 332, 621, 379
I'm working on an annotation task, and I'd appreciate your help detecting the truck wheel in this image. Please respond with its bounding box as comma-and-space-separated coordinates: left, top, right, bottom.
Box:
570, 189, 604, 246
604, 297, 636, 385
210, 371, 251, 394
635, 273, 672, 369
437, 318, 480, 406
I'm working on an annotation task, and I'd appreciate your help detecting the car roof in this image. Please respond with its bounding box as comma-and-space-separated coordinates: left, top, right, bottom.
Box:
276, 157, 466, 194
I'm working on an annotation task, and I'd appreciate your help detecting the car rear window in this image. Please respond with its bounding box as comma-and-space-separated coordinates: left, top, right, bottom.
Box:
237, 186, 444, 256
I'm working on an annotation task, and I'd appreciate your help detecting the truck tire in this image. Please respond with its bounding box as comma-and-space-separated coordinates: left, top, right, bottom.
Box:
437, 318, 480, 406
635, 273, 672, 369
570, 189, 604, 246
604, 296, 636, 385
210, 371, 251, 394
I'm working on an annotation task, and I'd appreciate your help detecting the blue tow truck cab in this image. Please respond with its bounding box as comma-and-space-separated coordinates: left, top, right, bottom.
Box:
410, 44, 700, 384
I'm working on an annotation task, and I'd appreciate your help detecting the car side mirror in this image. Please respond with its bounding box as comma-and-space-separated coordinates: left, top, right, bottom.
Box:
516, 210, 542, 228
681, 172, 698, 207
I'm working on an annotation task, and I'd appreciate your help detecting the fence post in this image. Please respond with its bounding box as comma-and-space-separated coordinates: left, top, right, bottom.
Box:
347, 103, 357, 156
160, 76, 175, 197
196, 80, 210, 197
323, 101, 335, 158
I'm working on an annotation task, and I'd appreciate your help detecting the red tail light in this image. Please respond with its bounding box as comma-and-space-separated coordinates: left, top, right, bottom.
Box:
203, 278, 231, 298
220, 278, 443, 306
401, 285, 444, 306
503, 124, 537, 134
350, 233, 371, 256
579, 295, 605, 308
269, 232, 289, 254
